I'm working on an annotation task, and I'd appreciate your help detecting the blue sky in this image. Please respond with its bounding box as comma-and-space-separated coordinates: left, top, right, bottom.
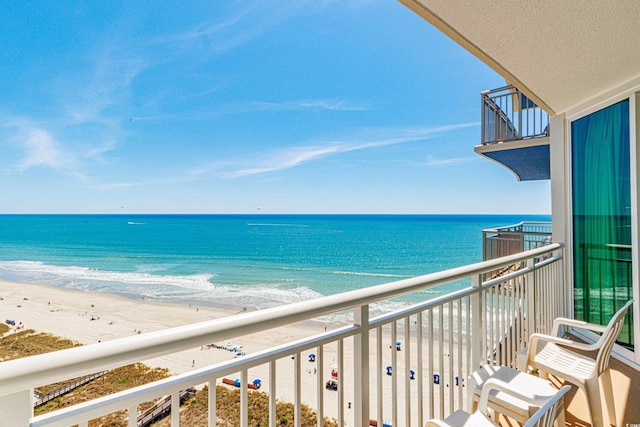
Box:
0, 1, 550, 214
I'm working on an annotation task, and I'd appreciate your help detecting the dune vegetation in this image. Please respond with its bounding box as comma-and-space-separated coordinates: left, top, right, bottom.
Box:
0, 328, 338, 426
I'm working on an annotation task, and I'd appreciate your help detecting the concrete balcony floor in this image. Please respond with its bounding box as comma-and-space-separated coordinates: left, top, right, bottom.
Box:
495, 356, 639, 426
562, 356, 640, 427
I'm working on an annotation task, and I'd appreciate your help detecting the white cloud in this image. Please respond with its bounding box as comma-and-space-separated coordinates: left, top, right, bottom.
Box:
17, 129, 67, 172
169, 1, 331, 54
424, 155, 478, 167
227, 122, 478, 177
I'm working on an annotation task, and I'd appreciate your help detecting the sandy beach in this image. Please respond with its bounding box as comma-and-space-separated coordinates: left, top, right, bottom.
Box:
0, 278, 461, 426
0, 279, 363, 423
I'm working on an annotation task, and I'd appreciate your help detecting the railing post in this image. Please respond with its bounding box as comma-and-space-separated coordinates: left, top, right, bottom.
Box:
470, 275, 483, 371
0, 390, 32, 426
481, 91, 487, 144
469, 275, 483, 411
526, 258, 537, 341
354, 304, 369, 427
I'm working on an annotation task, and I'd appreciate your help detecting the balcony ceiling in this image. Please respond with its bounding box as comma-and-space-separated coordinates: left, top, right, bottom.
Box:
399, 0, 640, 116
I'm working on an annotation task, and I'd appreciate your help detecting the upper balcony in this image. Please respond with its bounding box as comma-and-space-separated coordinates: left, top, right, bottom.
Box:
475, 85, 551, 181
482, 221, 552, 261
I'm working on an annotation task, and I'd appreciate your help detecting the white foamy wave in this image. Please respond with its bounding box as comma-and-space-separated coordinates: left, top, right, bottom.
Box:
0, 260, 326, 311
272, 266, 406, 279
0, 260, 216, 292
328, 270, 407, 279
200, 285, 323, 310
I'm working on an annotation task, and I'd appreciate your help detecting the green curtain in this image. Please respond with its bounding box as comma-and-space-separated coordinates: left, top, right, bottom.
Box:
571, 99, 633, 348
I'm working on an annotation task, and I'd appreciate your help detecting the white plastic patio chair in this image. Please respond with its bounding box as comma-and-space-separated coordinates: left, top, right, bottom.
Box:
467, 364, 566, 426
425, 379, 570, 427
518, 299, 633, 427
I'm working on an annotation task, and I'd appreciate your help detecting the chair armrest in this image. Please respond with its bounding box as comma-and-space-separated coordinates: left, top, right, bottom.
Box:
527, 333, 598, 363
477, 378, 549, 411
551, 317, 607, 336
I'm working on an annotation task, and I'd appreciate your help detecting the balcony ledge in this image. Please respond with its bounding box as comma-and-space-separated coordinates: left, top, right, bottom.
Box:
474, 136, 550, 181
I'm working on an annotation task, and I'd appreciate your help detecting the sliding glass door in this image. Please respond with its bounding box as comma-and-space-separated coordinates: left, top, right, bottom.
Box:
571, 99, 634, 349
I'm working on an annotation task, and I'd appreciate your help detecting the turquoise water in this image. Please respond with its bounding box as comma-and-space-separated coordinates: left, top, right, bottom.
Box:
0, 214, 549, 310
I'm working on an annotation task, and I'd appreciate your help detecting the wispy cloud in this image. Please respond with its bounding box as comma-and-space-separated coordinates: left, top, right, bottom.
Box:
424, 155, 478, 167
166, 1, 334, 54
14, 127, 88, 180
17, 129, 65, 171
130, 98, 368, 122
227, 122, 478, 178
251, 99, 368, 112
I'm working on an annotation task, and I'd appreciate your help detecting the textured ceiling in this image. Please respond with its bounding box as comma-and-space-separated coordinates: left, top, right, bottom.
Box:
400, 0, 640, 115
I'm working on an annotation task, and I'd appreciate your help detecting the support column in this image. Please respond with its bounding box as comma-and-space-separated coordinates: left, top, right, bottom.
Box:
354, 305, 369, 427
0, 390, 32, 426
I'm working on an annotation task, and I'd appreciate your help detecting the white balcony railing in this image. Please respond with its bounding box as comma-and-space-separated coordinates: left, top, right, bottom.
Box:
0, 244, 566, 427
481, 85, 550, 145
482, 221, 552, 261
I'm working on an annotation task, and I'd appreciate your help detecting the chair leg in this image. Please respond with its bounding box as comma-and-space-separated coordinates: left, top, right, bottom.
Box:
584, 377, 605, 427
600, 370, 617, 426
554, 398, 566, 427
467, 375, 478, 412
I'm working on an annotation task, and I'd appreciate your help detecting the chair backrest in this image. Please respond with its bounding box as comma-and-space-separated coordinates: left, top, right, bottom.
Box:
595, 299, 634, 376
523, 385, 571, 427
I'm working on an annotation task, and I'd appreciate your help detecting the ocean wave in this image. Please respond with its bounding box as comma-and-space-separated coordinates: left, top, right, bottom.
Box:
203, 285, 324, 309
0, 260, 324, 311
257, 265, 407, 279
327, 270, 408, 278
0, 260, 216, 291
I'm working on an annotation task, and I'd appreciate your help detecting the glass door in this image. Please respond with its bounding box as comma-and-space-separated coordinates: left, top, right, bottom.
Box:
571, 99, 634, 349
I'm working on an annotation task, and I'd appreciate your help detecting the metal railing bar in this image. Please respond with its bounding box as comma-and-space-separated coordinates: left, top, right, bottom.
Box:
315, 346, 323, 427
427, 308, 434, 419
240, 369, 248, 427
208, 376, 216, 427
404, 316, 411, 426
337, 339, 344, 427
171, 390, 179, 427
269, 360, 276, 427
376, 326, 383, 426
1, 244, 563, 397
416, 311, 424, 427
391, 321, 398, 427
448, 302, 454, 415
294, 351, 301, 427
368, 287, 481, 328
31, 325, 357, 427
457, 300, 463, 406
438, 306, 444, 418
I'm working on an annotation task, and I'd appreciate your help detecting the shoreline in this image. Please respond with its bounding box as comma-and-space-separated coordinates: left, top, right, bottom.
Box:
0, 278, 328, 367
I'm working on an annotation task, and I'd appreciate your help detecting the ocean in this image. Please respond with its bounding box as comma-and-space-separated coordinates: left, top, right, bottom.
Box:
0, 214, 550, 312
